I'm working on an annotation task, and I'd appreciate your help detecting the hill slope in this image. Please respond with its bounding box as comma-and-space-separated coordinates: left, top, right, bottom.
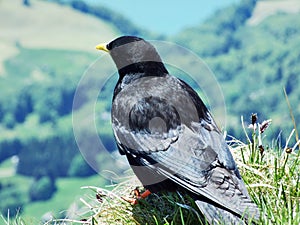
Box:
0, 0, 118, 74
0, 0, 121, 219
174, 0, 300, 142
247, 0, 300, 25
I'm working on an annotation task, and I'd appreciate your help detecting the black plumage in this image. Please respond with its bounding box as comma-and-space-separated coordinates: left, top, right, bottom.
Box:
96, 36, 260, 224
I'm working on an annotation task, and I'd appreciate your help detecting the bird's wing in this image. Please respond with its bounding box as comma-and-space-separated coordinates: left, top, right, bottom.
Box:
195, 201, 247, 225
112, 121, 180, 154
113, 114, 259, 221
149, 121, 259, 222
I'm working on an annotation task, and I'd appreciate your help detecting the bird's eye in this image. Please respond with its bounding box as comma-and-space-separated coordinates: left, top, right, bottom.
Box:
106, 43, 112, 51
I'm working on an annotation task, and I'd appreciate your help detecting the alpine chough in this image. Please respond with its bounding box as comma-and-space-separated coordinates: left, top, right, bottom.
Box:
96, 36, 260, 224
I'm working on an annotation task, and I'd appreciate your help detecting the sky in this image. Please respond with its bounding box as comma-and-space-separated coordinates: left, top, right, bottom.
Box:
86, 0, 240, 35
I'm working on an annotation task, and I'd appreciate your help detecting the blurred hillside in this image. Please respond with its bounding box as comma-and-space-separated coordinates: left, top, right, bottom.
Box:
174, 0, 300, 142
0, 0, 118, 72
0, 0, 300, 222
0, 0, 121, 219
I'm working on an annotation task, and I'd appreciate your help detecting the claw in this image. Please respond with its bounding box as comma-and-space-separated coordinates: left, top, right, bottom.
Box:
122, 188, 152, 205
121, 195, 139, 205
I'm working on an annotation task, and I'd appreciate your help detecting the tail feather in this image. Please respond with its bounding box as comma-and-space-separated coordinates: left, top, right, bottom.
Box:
195, 200, 258, 225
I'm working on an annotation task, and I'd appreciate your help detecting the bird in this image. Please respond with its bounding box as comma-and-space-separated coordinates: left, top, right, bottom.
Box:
96, 36, 260, 224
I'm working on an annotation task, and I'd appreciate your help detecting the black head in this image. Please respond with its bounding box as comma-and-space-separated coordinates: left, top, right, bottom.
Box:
106, 36, 144, 51
97, 36, 168, 77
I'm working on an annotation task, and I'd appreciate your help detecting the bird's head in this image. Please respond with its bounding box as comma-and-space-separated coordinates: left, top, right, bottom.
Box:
96, 36, 168, 77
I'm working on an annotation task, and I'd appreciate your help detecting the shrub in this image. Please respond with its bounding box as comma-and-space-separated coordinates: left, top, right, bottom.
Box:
29, 176, 56, 201
68, 154, 96, 177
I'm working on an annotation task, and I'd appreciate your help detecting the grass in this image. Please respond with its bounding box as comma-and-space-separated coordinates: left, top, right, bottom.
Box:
39, 115, 300, 224
22, 175, 106, 223
0, 175, 107, 225
1, 212, 27, 225
1, 121, 299, 224
45, 178, 203, 225
232, 115, 300, 225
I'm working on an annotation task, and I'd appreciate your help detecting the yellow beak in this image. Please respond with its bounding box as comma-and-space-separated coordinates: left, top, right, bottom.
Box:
95, 43, 109, 52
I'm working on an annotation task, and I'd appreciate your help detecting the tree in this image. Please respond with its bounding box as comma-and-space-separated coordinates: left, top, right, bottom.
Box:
68, 154, 95, 177
29, 176, 56, 201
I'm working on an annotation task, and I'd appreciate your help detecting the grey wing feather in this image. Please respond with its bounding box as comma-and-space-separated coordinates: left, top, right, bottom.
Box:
112, 123, 180, 154
114, 118, 259, 222
151, 121, 260, 222
196, 201, 247, 225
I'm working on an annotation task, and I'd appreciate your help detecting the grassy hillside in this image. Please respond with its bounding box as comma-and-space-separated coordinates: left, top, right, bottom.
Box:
0, 0, 117, 49
0, 0, 120, 75
174, 0, 300, 143
0, 0, 121, 221
22, 175, 106, 222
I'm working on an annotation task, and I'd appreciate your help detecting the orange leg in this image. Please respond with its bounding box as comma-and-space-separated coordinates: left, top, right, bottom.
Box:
139, 189, 152, 199
122, 188, 152, 205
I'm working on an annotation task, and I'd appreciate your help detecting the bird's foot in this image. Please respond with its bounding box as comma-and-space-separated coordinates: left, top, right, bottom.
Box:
121, 188, 151, 205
